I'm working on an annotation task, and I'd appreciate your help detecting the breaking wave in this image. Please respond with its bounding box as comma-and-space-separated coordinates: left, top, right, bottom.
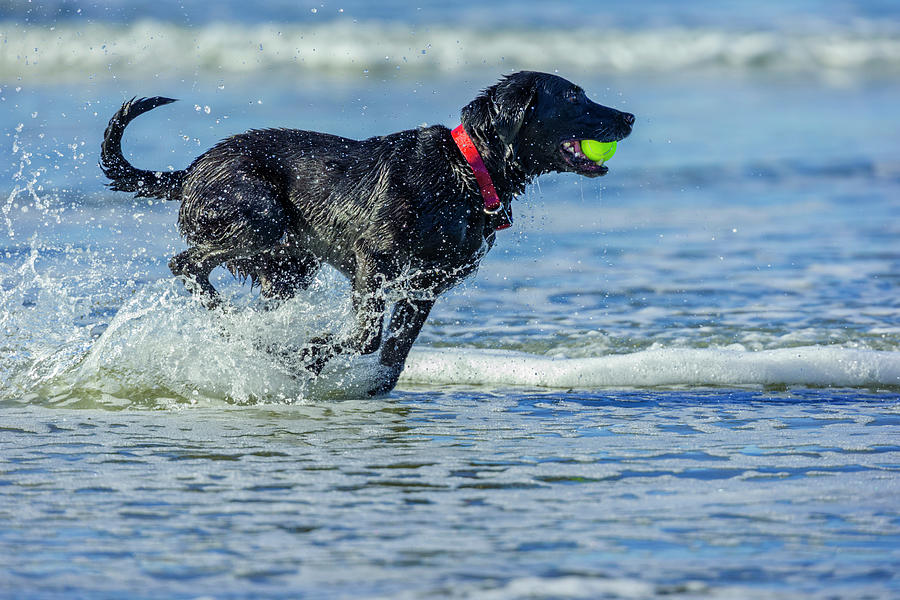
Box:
4, 20, 900, 81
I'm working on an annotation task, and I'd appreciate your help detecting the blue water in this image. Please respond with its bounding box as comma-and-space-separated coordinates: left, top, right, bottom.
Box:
2, 1, 900, 598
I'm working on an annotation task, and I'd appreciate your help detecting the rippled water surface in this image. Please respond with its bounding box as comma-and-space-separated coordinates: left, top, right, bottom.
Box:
3, 392, 899, 599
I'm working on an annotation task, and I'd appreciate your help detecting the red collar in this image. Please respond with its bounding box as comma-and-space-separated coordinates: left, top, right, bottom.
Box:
451, 124, 511, 230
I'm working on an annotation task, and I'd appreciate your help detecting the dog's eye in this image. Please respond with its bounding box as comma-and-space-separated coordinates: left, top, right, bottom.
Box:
565, 88, 581, 104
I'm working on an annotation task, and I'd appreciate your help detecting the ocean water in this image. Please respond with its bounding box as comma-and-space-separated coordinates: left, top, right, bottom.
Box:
2, 1, 900, 598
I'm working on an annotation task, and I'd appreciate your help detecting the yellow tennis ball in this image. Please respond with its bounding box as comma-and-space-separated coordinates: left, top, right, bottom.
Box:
581, 139, 617, 164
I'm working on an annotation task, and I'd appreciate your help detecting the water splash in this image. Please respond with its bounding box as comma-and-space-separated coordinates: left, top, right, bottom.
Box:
4, 123, 51, 239
0, 235, 394, 408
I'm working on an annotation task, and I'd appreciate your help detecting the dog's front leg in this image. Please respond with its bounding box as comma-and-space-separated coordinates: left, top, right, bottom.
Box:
300, 252, 388, 375
369, 297, 435, 395
344, 269, 387, 356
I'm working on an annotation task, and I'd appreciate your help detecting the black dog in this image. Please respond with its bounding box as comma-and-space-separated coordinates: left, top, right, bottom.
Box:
100, 71, 634, 394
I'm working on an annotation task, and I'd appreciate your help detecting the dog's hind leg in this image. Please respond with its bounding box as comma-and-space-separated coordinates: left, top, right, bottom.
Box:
256, 243, 321, 301
169, 246, 243, 309
175, 173, 289, 308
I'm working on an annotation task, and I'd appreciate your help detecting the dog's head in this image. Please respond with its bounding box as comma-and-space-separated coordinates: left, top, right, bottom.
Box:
461, 71, 634, 178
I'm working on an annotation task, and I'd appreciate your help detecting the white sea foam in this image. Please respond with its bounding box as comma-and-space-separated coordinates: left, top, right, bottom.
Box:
401, 346, 900, 389
3, 20, 900, 81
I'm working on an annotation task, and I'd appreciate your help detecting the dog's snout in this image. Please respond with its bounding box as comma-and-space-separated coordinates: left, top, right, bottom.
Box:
622, 112, 635, 126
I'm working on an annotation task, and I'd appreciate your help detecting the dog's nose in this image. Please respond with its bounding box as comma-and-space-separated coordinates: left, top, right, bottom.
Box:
622, 112, 635, 126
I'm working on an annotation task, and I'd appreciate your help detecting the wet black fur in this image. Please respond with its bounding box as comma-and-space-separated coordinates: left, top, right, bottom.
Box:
100, 71, 634, 395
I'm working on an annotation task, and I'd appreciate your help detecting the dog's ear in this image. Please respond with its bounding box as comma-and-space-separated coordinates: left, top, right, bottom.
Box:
490, 73, 537, 146
460, 94, 494, 140
460, 72, 537, 148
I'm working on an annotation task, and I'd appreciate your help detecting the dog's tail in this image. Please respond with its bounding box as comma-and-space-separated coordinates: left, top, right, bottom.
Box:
100, 96, 185, 201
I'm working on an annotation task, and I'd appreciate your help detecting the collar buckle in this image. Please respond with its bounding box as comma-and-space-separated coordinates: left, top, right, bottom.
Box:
452, 124, 512, 231
483, 201, 503, 215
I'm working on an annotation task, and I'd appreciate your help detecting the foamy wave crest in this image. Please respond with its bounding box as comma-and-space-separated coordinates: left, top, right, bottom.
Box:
4, 20, 900, 81
401, 347, 900, 389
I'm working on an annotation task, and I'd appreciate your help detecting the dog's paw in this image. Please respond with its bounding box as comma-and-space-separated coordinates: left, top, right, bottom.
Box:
366, 365, 402, 396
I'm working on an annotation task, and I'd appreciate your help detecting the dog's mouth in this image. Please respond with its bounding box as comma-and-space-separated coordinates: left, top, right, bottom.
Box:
559, 140, 609, 177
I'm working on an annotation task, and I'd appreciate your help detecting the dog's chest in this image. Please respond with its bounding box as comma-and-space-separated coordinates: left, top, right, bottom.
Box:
413, 197, 486, 259
402, 212, 491, 292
